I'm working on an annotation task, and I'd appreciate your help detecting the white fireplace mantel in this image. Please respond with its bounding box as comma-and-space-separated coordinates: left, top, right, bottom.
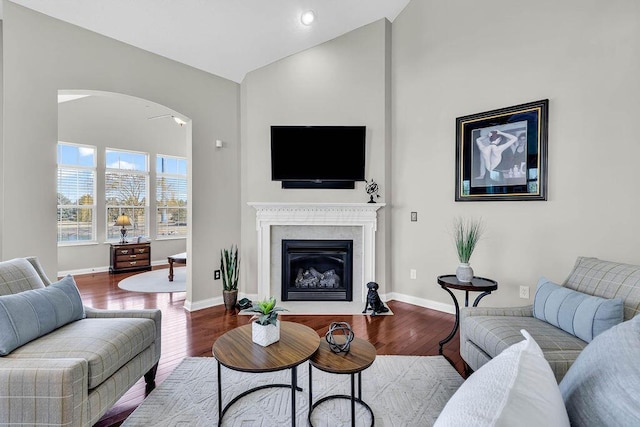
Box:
248, 202, 385, 302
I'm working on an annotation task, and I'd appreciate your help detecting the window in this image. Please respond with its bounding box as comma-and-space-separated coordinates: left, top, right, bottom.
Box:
105, 149, 149, 240
156, 155, 187, 238
57, 142, 97, 244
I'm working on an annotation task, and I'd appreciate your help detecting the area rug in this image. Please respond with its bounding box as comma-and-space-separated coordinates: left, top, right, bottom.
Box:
123, 355, 463, 426
118, 267, 186, 293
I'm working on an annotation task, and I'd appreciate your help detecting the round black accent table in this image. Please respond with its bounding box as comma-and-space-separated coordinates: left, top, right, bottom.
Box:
437, 275, 498, 354
308, 338, 376, 427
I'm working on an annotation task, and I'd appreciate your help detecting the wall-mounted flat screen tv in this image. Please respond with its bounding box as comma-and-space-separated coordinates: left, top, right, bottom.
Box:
271, 126, 366, 182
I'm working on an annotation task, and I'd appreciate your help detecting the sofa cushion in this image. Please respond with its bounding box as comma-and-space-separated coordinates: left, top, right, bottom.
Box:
533, 278, 623, 342
462, 314, 587, 358
559, 315, 640, 425
5, 317, 157, 389
461, 314, 586, 382
436, 330, 569, 427
0, 275, 85, 355
0, 257, 46, 296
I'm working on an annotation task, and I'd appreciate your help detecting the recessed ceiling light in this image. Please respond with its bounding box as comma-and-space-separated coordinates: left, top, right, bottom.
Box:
301, 10, 316, 26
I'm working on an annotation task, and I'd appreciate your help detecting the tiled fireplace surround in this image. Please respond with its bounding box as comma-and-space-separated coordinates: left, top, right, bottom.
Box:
249, 203, 385, 305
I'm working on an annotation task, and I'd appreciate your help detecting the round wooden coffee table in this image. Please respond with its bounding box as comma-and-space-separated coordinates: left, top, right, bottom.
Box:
308, 337, 376, 427
212, 321, 320, 426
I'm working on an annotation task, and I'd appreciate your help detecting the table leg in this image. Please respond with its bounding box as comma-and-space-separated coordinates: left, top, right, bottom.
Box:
217, 360, 222, 423
438, 285, 460, 354
291, 366, 297, 427
351, 373, 356, 427
473, 291, 492, 307
308, 363, 313, 421
168, 259, 174, 281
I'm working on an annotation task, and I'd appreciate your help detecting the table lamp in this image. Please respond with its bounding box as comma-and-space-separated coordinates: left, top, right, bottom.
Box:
114, 214, 132, 244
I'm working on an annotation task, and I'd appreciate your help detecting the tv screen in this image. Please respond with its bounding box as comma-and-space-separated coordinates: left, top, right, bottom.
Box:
271, 126, 366, 182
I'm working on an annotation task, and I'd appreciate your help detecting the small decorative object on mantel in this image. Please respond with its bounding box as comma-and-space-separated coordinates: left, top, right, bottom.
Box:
325, 321, 355, 353
453, 217, 484, 283
365, 179, 380, 203
362, 281, 390, 315
246, 297, 287, 347
221, 245, 239, 310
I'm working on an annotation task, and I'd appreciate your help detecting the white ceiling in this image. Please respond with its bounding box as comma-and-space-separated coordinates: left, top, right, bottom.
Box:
2, 0, 411, 83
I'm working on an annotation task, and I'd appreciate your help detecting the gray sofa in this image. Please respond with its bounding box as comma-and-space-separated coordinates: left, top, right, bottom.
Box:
460, 256, 640, 381
0, 257, 161, 426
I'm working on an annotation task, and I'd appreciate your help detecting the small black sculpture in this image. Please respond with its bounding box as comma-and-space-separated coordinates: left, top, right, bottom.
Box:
236, 297, 253, 311
362, 281, 389, 316
325, 321, 355, 353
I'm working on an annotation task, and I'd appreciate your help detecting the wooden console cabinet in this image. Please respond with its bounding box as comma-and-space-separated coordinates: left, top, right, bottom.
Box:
109, 242, 151, 273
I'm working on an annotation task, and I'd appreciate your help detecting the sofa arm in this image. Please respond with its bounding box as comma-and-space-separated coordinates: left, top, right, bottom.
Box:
84, 307, 162, 358
459, 305, 534, 371
0, 358, 88, 426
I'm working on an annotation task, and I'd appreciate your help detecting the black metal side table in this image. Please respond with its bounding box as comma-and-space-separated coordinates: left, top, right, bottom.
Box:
437, 274, 498, 354
308, 338, 376, 427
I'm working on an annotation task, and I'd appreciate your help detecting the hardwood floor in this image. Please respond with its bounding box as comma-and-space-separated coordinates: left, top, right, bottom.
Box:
74, 267, 464, 426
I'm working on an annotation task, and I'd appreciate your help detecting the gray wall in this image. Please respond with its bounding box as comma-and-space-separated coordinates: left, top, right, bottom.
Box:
4, 0, 639, 312
391, 0, 640, 309
0, 20, 3, 262
58, 94, 187, 273
240, 19, 392, 296
2, 2, 240, 308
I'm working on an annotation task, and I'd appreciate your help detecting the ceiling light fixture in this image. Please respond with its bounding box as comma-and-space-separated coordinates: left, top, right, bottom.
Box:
301, 10, 316, 26
148, 114, 187, 127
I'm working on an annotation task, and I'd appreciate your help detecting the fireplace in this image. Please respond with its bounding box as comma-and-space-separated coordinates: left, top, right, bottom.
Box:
281, 239, 353, 302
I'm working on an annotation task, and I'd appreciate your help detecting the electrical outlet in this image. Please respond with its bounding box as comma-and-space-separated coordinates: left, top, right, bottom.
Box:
410, 212, 418, 222
519, 286, 530, 299
410, 269, 417, 279
214, 270, 221, 280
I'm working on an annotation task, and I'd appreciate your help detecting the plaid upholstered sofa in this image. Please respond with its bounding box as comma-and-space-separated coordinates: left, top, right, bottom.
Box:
460, 257, 640, 382
0, 257, 161, 426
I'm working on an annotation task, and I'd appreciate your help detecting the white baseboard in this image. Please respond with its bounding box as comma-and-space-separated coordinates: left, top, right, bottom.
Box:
184, 292, 258, 312
59, 260, 169, 278
58, 266, 110, 277
184, 297, 222, 312
386, 292, 455, 315
183, 292, 454, 315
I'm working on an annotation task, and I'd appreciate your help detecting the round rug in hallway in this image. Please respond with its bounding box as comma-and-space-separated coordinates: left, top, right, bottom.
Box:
118, 267, 186, 293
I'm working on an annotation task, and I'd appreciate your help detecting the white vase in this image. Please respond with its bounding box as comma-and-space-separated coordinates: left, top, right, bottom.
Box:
456, 263, 474, 283
252, 320, 280, 347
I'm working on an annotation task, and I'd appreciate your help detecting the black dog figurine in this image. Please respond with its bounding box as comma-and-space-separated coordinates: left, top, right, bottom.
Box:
362, 281, 389, 316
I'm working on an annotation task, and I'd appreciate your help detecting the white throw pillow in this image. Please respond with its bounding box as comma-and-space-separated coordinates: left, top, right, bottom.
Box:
435, 330, 569, 427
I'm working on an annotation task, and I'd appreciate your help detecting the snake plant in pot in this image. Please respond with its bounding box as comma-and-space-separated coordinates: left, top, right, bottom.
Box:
220, 245, 239, 310
246, 297, 287, 347
453, 217, 484, 283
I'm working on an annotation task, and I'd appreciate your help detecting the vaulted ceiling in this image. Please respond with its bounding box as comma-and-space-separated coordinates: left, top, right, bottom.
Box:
3, 0, 411, 83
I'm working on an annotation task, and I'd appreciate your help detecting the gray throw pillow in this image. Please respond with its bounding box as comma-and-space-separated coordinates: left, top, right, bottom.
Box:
559, 315, 640, 425
0, 274, 85, 355
533, 277, 623, 342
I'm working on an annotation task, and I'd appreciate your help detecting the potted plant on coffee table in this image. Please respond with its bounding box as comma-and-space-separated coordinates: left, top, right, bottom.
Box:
453, 217, 484, 283
221, 245, 239, 310
246, 297, 287, 347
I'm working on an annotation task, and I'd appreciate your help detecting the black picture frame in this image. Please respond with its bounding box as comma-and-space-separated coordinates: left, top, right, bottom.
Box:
455, 99, 548, 201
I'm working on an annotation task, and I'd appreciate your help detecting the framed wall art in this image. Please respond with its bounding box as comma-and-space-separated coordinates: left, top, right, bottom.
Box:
455, 99, 548, 201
